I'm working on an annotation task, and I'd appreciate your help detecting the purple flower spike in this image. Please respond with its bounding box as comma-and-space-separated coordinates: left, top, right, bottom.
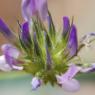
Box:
1, 44, 23, 70
67, 24, 78, 57
21, 0, 48, 21
56, 64, 80, 92
31, 77, 41, 90
62, 16, 70, 38
0, 18, 16, 42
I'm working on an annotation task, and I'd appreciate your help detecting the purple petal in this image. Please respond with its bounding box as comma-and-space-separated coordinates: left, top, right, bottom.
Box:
90, 63, 95, 72
37, 0, 48, 20
56, 64, 80, 84
90, 68, 95, 72
56, 65, 80, 92
21, 22, 29, 40
22, 22, 29, 33
0, 19, 12, 36
21, 0, 36, 21
0, 18, 16, 41
31, 77, 41, 90
1, 44, 21, 69
80, 63, 95, 72
67, 24, 78, 57
63, 64, 80, 79
80, 67, 92, 73
62, 79, 80, 92
62, 16, 70, 37
21, 0, 48, 21
21, 22, 32, 46
1, 44, 20, 58
0, 55, 12, 72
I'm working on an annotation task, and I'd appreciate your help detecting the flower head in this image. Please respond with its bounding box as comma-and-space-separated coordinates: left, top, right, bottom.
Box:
0, 0, 95, 92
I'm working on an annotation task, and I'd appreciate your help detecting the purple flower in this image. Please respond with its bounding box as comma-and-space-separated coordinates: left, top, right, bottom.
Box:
31, 77, 41, 90
1, 44, 23, 70
0, 55, 12, 72
0, 18, 17, 43
62, 16, 70, 38
56, 64, 80, 92
67, 24, 78, 57
21, 0, 48, 21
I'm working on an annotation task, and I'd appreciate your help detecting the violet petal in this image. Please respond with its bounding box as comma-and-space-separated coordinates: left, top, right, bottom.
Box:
62, 16, 70, 38
1, 44, 20, 58
56, 64, 80, 92
56, 64, 80, 84
21, 22, 32, 47
0, 55, 12, 72
21, 0, 37, 21
37, 0, 48, 20
1, 44, 22, 70
67, 24, 78, 57
62, 79, 80, 92
31, 77, 41, 90
21, 0, 48, 21
0, 18, 16, 41
80, 63, 95, 72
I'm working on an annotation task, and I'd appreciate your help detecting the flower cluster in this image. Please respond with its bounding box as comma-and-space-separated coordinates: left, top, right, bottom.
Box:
0, 0, 95, 92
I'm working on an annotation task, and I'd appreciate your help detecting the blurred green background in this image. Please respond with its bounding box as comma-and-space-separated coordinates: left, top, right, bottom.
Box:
0, 72, 95, 95
0, 0, 95, 95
